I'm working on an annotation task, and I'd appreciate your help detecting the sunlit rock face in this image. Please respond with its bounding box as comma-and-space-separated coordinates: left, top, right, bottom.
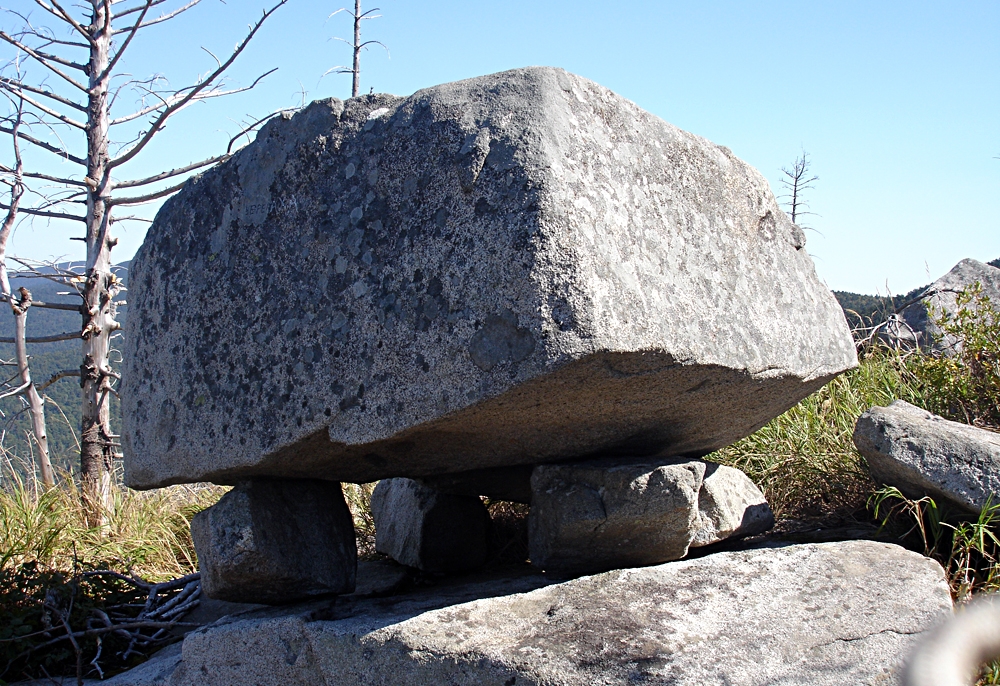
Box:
121, 66, 856, 489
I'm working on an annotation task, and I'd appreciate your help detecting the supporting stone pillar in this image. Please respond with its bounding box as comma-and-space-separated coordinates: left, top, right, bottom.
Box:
191, 478, 357, 604
528, 457, 773, 576
371, 478, 491, 573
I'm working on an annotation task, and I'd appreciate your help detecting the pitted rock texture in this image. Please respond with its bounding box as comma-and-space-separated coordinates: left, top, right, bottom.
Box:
528, 457, 773, 575
122, 66, 856, 488
98, 541, 951, 686
371, 478, 490, 572
899, 258, 1000, 350
854, 400, 1000, 514
191, 479, 357, 603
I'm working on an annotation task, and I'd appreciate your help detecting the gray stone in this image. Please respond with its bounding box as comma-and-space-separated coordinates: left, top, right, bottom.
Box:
528, 458, 705, 575
191, 479, 357, 603
371, 478, 490, 572
99, 541, 952, 686
121, 66, 857, 489
899, 258, 1000, 350
855, 400, 1000, 514
691, 462, 775, 547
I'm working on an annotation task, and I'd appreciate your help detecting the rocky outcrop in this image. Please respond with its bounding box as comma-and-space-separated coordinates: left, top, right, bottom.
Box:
99, 540, 951, 686
528, 458, 773, 575
854, 400, 1000, 513
899, 258, 1000, 350
370, 478, 490, 572
121, 66, 856, 489
191, 479, 357, 603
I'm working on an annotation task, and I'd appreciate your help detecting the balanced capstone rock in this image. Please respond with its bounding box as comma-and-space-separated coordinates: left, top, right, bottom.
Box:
121, 66, 856, 488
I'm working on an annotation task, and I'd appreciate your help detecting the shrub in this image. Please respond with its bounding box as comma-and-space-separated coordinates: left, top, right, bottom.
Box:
910, 283, 1000, 428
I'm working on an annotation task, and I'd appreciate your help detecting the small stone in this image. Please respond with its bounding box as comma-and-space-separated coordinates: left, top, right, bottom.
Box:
371, 478, 490, 573
854, 400, 1000, 513
191, 478, 357, 604
690, 463, 774, 547
528, 458, 704, 576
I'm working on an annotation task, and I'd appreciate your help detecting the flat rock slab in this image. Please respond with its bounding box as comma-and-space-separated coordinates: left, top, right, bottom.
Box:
100, 540, 950, 686
854, 400, 1000, 513
122, 66, 856, 488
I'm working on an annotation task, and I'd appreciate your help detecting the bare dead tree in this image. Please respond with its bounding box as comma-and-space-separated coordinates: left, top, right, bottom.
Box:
328, 0, 387, 97
0, 91, 54, 487
0, 0, 287, 525
779, 151, 818, 225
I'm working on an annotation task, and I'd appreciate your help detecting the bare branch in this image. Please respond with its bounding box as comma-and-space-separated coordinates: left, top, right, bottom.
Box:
0, 81, 87, 129
0, 292, 81, 311
110, 176, 189, 205
112, 0, 170, 20
0, 31, 89, 92
101, 0, 153, 81
34, 0, 99, 46
0, 165, 86, 187
115, 153, 228, 188
0, 381, 30, 401
38, 369, 80, 391
112, 0, 203, 34
0, 123, 87, 165
14, 44, 88, 72
0, 77, 87, 112
110, 68, 277, 126
0, 331, 79, 343
0, 201, 85, 222
108, 0, 288, 171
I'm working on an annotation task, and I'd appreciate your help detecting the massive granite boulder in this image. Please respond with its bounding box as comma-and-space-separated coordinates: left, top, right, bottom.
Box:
122, 67, 856, 488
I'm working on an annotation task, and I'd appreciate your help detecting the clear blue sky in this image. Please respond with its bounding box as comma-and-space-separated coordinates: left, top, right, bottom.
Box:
4, 0, 998, 295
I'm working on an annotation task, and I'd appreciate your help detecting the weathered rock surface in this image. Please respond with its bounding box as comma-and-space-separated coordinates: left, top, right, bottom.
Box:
99, 540, 951, 686
528, 458, 704, 574
122, 66, 856, 489
900, 258, 1000, 349
691, 462, 774, 547
191, 479, 357, 603
528, 457, 773, 574
371, 478, 490, 572
854, 400, 1000, 513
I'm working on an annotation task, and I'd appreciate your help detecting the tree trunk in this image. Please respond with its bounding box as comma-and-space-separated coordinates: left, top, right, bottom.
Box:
352, 0, 361, 97
80, 1, 118, 526
0, 105, 54, 488
11, 290, 55, 487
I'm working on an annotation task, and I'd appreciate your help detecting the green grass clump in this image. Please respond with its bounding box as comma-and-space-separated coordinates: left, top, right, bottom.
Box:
711, 349, 922, 518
